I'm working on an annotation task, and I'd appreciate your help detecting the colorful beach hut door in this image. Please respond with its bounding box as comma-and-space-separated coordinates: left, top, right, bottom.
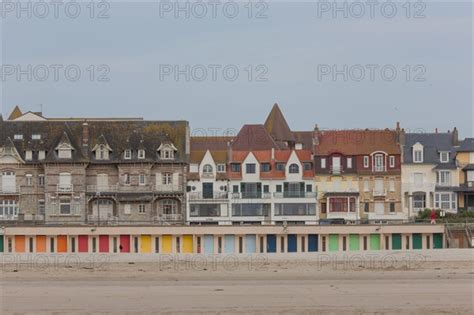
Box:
267, 234, 276, 253
433, 233, 443, 249
308, 234, 318, 252
392, 234, 402, 250
287, 234, 297, 253
0, 235, 3, 252
224, 235, 235, 254
245, 235, 256, 253
203, 235, 214, 254
412, 234, 422, 249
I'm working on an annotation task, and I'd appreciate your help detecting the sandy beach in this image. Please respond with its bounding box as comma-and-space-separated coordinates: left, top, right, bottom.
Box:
1, 251, 473, 314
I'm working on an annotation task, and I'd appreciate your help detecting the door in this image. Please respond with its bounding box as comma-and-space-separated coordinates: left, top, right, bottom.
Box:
0, 235, 3, 252
203, 235, 214, 254
391, 234, 402, 250
183, 235, 193, 253
57, 235, 67, 253
162, 235, 172, 253
97, 174, 109, 191
224, 235, 235, 254
412, 233, 422, 249
15, 235, 25, 252
287, 234, 297, 253
99, 235, 109, 253
245, 235, 256, 253
329, 234, 339, 251
267, 234, 276, 253
349, 234, 360, 251
2, 171, 16, 192
140, 235, 152, 253
433, 233, 443, 249
36, 236, 46, 252
370, 234, 380, 250
78, 235, 89, 252
202, 183, 213, 199
120, 235, 130, 252
308, 234, 318, 252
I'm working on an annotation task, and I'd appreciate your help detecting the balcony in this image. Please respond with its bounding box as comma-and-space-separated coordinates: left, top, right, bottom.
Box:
87, 185, 119, 193
158, 213, 183, 222
0, 186, 20, 195
153, 184, 183, 193
373, 189, 387, 197
231, 192, 272, 199
188, 192, 228, 201
330, 165, 342, 175
273, 191, 317, 199
57, 184, 73, 193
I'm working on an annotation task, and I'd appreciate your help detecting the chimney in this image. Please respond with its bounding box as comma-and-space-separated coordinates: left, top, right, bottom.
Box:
395, 122, 403, 144
82, 121, 89, 149
435, 128, 438, 133
452, 127, 459, 146
227, 140, 233, 163
396, 121, 400, 132
271, 147, 275, 160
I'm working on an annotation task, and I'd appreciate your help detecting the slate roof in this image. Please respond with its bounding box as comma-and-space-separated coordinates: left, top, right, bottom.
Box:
231, 124, 282, 151
264, 103, 295, 143
403, 133, 457, 167
457, 138, 474, 152
315, 129, 400, 156
0, 119, 189, 163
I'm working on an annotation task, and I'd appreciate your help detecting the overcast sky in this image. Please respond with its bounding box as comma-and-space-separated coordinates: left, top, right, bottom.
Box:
0, 1, 472, 137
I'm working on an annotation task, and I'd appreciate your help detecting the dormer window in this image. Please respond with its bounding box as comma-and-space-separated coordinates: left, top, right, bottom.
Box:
32, 134, 41, 140
38, 151, 46, 160
289, 164, 299, 174
414, 150, 423, 163
56, 143, 72, 159
203, 164, 213, 174
138, 149, 146, 159
363, 156, 369, 168
217, 164, 226, 173
14, 134, 23, 140
373, 154, 385, 172
124, 150, 132, 160
25, 150, 33, 161
440, 151, 450, 163
96, 145, 110, 160
158, 143, 177, 160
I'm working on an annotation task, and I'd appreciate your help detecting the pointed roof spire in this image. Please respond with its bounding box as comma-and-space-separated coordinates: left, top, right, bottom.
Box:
264, 103, 295, 142
8, 105, 23, 120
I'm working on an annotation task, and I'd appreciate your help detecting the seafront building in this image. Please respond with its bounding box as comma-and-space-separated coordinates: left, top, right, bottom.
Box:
455, 138, 474, 211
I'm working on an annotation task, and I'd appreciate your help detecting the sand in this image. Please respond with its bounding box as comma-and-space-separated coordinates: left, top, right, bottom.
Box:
1, 251, 473, 314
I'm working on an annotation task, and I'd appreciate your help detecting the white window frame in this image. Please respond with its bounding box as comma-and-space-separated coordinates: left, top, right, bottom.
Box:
26, 174, 33, 186
32, 134, 41, 140
38, 174, 45, 186
138, 204, 146, 213
124, 173, 131, 185
437, 171, 451, 186
139, 174, 146, 186
124, 150, 132, 160
25, 150, 33, 161
374, 154, 385, 172
124, 204, 131, 215
163, 173, 172, 185
138, 149, 146, 160
59, 197, 71, 215
14, 134, 23, 140
217, 164, 226, 173
38, 151, 46, 160
413, 149, 423, 163
467, 171, 474, 182
346, 157, 352, 168
389, 156, 395, 168
439, 151, 449, 163
203, 164, 213, 174
435, 192, 456, 210
96, 145, 109, 160
321, 158, 326, 169
363, 156, 369, 168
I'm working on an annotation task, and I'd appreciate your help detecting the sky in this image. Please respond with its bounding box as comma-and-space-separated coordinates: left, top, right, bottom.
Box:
0, 1, 472, 138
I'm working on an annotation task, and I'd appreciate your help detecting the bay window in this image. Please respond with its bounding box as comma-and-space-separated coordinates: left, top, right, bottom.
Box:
435, 193, 456, 210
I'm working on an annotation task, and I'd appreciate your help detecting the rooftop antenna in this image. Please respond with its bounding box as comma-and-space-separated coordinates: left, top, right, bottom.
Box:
39, 104, 43, 114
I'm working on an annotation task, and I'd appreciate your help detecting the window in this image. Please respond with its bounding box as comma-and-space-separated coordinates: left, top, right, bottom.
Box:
124, 173, 131, 185
390, 202, 395, 213
0, 200, 19, 218
38, 200, 45, 215
413, 193, 426, 209
414, 149, 423, 163
467, 171, 474, 182
138, 149, 145, 159
246, 163, 256, 174
374, 154, 384, 172
363, 156, 369, 168
435, 193, 456, 210
163, 173, 172, 185
289, 164, 299, 174
439, 151, 449, 163
276, 185, 282, 193
263, 185, 269, 193
389, 156, 396, 168
321, 158, 326, 169
346, 157, 352, 168
59, 173, 72, 189
232, 185, 239, 193
139, 174, 146, 186
414, 173, 423, 188
304, 162, 312, 171
364, 202, 369, 213
58, 147, 72, 159
59, 198, 71, 215
38, 151, 46, 160
25, 150, 33, 161
32, 134, 41, 140
230, 163, 241, 172
437, 171, 451, 186
38, 174, 45, 186
26, 174, 33, 186
217, 164, 226, 173
14, 134, 23, 140
124, 150, 132, 160
276, 163, 285, 171
306, 185, 312, 192
138, 204, 146, 213
96, 145, 109, 160
162, 149, 174, 160
124, 204, 131, 214
160, 199, 178, 214
203, 164, 213, 174
261, 163, 271, 172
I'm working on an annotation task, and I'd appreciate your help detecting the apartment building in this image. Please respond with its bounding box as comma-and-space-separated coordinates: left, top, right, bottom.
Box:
401, 130, 460, 217
0, 107, 189, 224
455, 138, 474, 211
314, 126, 405, 222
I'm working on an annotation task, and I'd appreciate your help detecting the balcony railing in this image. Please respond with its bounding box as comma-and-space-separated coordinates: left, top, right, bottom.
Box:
154, 184, 183, 192
86, 184, 183, 193
0, 186, 20, 194
188, 192, 228, 200
158, 213, 183, 222
231, 192, 272, 199
273, 191, 317, 198
87, 185, 119, 193
330, 166, 342, 175
201, 173, 214, 179
373, 189, 387, 197
57, 184, 73, 193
